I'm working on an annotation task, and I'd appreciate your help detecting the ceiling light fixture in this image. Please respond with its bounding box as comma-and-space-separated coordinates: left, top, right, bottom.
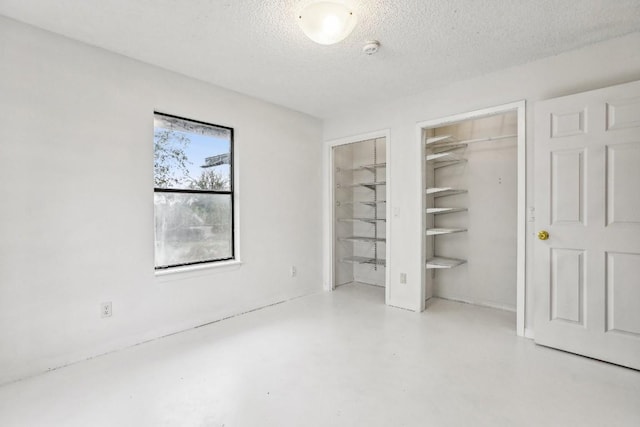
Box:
297, 1, 357, 45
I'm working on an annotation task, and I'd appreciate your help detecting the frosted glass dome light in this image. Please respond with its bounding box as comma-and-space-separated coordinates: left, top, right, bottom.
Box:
297, 1, 357, 45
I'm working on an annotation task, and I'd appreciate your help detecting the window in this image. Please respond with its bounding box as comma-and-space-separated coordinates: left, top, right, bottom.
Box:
153, 112, 234, 269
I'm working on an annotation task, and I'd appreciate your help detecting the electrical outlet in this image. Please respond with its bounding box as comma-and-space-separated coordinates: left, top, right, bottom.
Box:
400, 273, 407, 284
101, 302, 112, 318
290, 266, 297, 278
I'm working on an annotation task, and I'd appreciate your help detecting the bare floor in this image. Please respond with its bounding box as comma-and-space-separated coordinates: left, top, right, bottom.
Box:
1, 283, 638, 426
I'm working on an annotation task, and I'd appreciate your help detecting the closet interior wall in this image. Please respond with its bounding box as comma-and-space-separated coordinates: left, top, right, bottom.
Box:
334, 138, 386, 288
425, 112, 517, 311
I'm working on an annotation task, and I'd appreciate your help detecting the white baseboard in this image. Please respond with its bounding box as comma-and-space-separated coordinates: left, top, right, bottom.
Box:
436, 296, 516, 313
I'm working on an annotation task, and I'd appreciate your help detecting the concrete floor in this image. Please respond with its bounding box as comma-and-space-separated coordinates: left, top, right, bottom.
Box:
0, 283, 638, 426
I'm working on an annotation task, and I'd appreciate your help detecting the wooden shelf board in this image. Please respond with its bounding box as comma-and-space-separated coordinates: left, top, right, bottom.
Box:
339, 236, 386, 243
337, 218, 386, 223
426, 207, 467, 215
426, 228, 467, 236
426, 257, 466, 269
341, 256, 386, 266
426, 187, 467, 198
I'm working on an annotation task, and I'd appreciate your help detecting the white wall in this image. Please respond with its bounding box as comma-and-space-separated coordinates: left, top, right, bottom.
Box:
323, 32, 640, 332
0, 16, 323, 384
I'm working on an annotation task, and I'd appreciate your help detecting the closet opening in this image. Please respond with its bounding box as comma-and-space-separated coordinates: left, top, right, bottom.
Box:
330, 135, 389, 297
419, 102, 526, 335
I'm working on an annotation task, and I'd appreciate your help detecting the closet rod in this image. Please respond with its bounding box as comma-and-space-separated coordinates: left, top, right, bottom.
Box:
427, 133, 517, 146
457, 133, 517, 144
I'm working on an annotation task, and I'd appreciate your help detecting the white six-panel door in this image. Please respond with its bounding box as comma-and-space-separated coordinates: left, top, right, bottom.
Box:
534, 80, 640, 370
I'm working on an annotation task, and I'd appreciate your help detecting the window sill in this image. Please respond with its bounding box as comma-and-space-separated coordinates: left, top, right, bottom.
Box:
154, 259, 242, 282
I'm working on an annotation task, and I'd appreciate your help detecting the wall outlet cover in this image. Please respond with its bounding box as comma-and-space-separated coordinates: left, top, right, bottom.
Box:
101, 302, 112, 318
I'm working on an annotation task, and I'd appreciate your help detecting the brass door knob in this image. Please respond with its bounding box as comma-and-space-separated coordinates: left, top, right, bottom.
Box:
538, 230, 549, 240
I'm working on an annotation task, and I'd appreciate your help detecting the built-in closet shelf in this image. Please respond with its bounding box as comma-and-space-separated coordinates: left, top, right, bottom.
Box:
426, 207, 467, 215
337, 217, 386, 223
431, 143, 469, 152
426, 257, 467, 269
427, 156, 467, 169
339, 181, 386, 190
337, 162, 387, 173
339, 236, 386, 243
426, 133, 517, 148
341, 256, 386, 266
426, 145, 468, 168
426, 151, 466, 163
337, 200, 386, 207
426, 228, 467, 236
334, 137, 386, 287
425, 135, 455, 145
426, 187, 467, 198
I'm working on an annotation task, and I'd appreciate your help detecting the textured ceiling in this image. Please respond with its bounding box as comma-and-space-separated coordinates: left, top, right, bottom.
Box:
1, 0, 639, 118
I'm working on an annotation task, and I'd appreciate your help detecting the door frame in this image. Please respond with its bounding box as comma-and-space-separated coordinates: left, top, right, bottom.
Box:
323, 129, 391, 301
416, 101, 527, 336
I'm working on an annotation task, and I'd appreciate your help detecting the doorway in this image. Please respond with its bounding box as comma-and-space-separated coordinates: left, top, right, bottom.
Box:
325, 130, 391, 302
417, 102, 526, 336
